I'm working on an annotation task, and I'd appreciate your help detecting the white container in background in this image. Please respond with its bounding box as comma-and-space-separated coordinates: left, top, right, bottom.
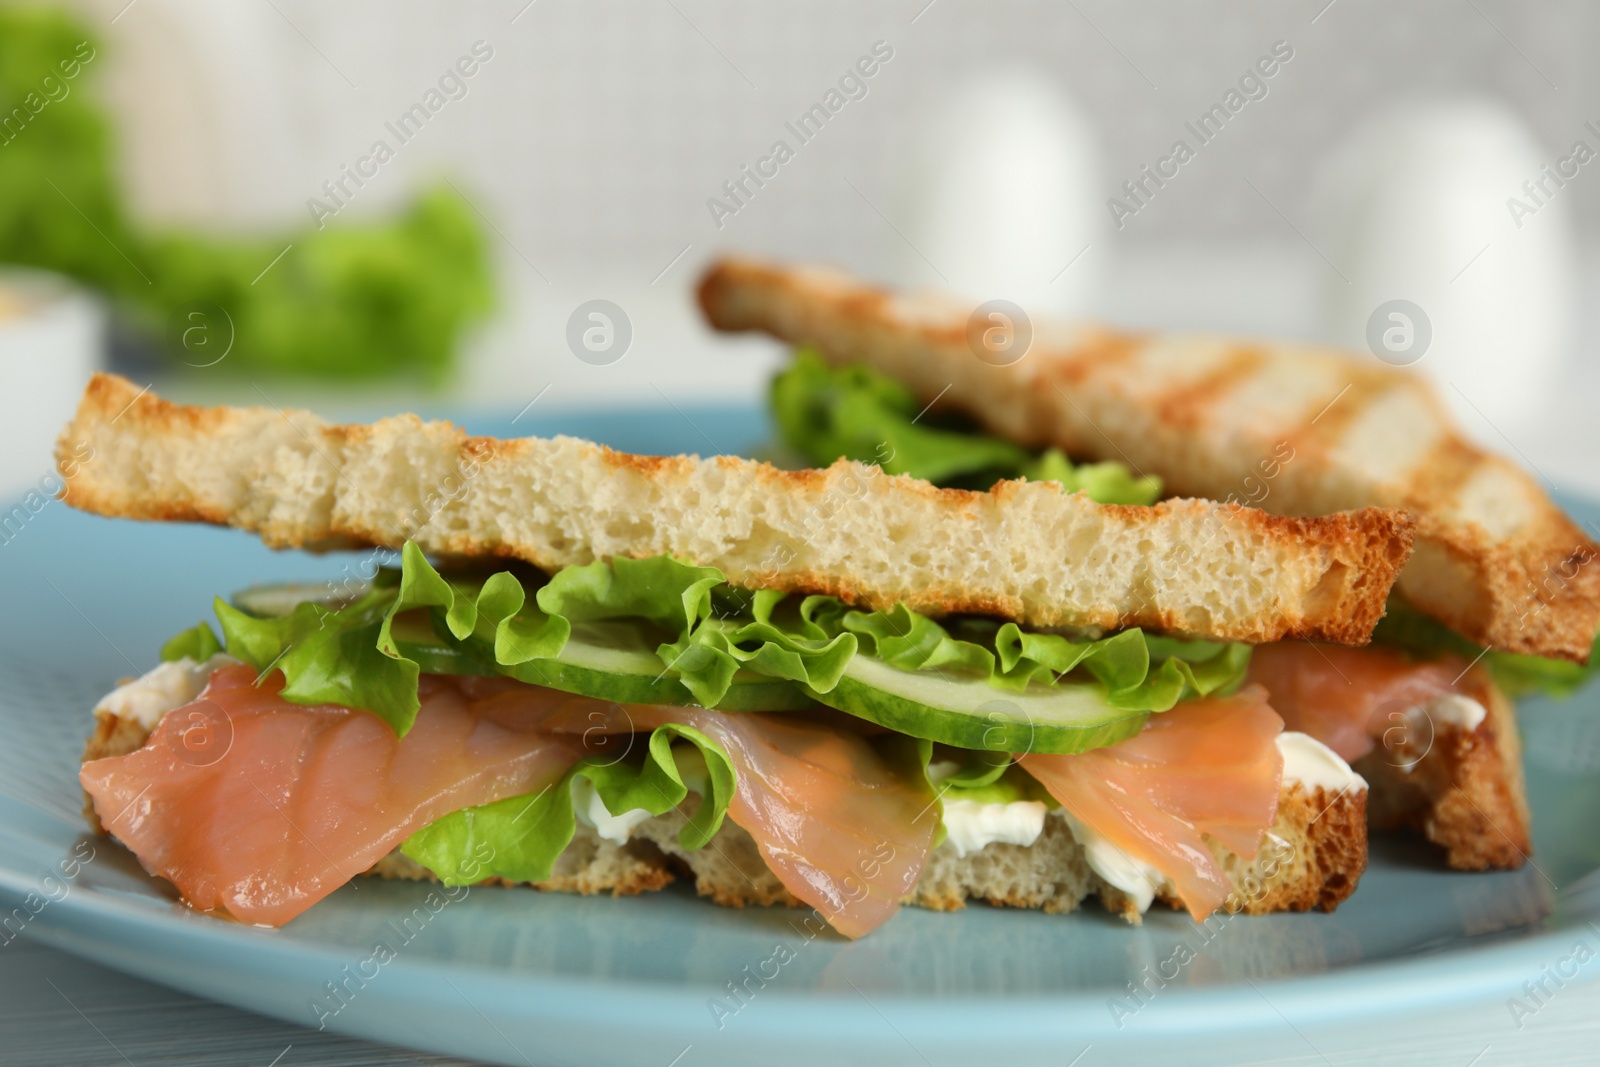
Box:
1311, 100, 1575, 438
896, 68, 1106, 318
0, 274, 104, 500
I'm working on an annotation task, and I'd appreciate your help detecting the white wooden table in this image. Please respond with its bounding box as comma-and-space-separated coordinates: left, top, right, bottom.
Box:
2, 936, 484, 1067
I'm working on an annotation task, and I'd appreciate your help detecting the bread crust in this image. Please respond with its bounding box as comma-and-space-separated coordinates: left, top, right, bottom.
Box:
698, 256, 1600, 661
1355, 667, 1531, 870
56, 373, 1415, 646
1220, 781, 1367, 914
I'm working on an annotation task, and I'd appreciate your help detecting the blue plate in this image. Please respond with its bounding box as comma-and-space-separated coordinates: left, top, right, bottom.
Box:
3, 403, 1599, 1067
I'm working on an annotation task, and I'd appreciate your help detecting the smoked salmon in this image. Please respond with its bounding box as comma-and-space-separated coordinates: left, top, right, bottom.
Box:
1021, 686, 1285, 920
459, 682, 941, 939
80, 665, 591, 926
84, 667, 939, 937
1247, 642, 1468, 762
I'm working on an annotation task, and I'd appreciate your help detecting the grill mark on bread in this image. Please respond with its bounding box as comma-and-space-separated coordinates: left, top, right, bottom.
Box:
1050, 330, 1142, 387
1404, 436, 1487, 515
1294, 375, 1390, 446
1154, 345, 1267, 431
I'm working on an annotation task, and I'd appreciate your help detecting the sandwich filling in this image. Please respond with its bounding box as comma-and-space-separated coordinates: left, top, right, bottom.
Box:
1246, 641, 1485, 762
84, 656, 1330, 934
81, 539, 1343, 936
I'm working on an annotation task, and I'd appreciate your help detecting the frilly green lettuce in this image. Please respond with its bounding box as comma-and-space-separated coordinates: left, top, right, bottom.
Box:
400, 724, 737, 885
159, 621, 223, 663
1373, 596, 1600, 700
659, 588, 859, 707
770, 347, 1162, 504
206, 545, 850, 734
193, 542, 1250, 741
213, 574, 427, 734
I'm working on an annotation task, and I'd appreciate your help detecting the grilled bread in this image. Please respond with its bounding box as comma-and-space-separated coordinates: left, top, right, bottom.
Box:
57, 373, 1414, 646
698, 257, 1600, 662
83, 706, 1367, 921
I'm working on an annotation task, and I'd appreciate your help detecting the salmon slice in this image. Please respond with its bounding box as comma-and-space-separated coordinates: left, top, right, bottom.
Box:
461, 683, 941, 939
1021, 686, 1284, 920
80, 665, 589, 926
640, 705, 938, 939
86, 666, 939, 937
1247, 642, 1467, 762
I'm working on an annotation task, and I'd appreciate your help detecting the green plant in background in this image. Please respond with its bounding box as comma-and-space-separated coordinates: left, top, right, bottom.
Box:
0, 6, 492, 381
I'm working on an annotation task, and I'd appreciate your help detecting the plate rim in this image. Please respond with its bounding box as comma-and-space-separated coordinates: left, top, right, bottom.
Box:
6, 847, 1598, 1046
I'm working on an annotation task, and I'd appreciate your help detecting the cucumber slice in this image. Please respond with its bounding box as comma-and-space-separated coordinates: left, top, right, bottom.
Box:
231, 581, 367, 617
379, 610, 495, 676
808, 655, 1149, 754
395, 639, 497, 677
473, 623, 813, 712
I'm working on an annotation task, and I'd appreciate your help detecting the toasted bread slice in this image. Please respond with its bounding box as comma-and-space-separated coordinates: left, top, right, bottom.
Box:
698, 257, 1600, 662
84, 707, 1366, 920
57, 373, 1413, 645
1355, 666, 1531, 870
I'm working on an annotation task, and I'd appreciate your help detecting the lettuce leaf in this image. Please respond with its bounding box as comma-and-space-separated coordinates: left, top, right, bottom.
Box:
400, 724, 736, 885
1020, 448, 1165, 506
1128, 635, 1256, 709
658, 589, 859, 706
926, 743, 1008, 788
770, 347, 1162, 503
187, 542, 1249, 741
205, 546, 836, 729
160, 621, 223, 663
213, 544, 570, 736
938, 761, 1056, 807
1489, 645, 1600, 700
214, 575, 426, 734
536, 556, 723, 635
771, 353, 1035, 485
1372, 597, 1600, 700
838, 602, 997, 675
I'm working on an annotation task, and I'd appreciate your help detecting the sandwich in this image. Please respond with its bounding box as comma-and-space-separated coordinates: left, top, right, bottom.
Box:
698, 255, 1600, 871
61, 372, 1410, 935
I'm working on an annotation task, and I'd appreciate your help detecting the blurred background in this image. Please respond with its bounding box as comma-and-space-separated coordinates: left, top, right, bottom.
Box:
4, 0, 1599, 498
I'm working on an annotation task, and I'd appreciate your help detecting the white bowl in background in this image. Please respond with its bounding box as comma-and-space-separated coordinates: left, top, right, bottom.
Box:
0, 272, 105, 503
